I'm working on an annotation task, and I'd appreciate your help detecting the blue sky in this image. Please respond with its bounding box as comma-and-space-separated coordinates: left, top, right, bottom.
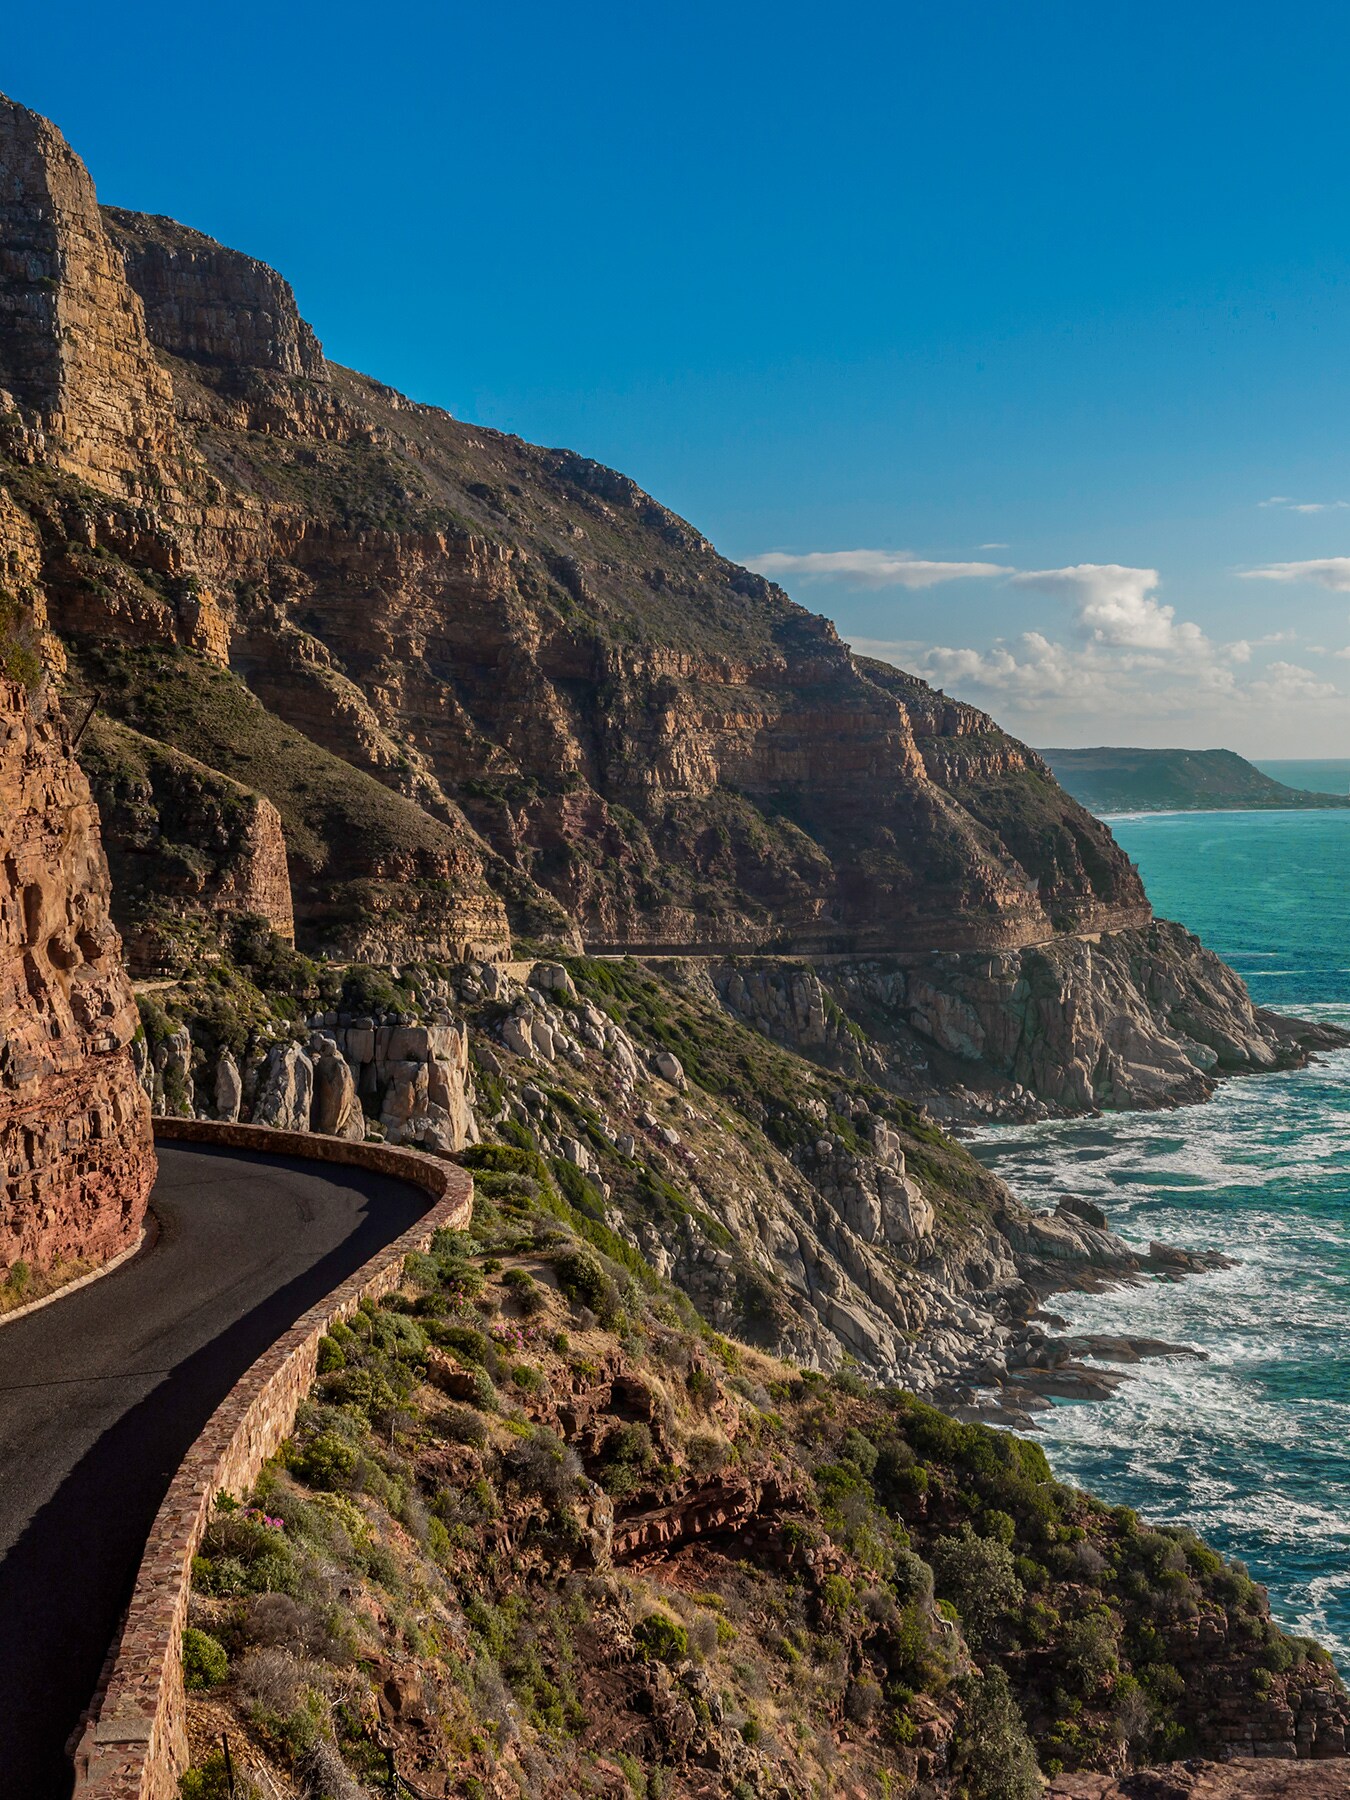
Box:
16, 1, 1350, 752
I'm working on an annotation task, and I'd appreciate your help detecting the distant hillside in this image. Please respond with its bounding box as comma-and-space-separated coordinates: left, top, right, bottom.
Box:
1041, 746, 1350, 814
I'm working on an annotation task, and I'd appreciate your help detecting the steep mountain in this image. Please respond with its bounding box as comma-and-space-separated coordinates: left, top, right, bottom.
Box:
0, 92, 1337, 1123
1042, 746, 1350, 816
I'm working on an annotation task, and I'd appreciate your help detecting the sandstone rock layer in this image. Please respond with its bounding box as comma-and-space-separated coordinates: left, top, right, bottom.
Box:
0, 677, 154, 1271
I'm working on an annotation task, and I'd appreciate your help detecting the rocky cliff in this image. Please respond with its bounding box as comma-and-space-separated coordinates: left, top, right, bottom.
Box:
0, 92, 1337, 1115
0, 93, 1148, 971
0, 675, 154, 1275
711, 925, 1340, 1119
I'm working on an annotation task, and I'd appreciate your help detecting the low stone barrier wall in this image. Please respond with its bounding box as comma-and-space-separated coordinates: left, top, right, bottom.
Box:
71, 1119, 473, 1800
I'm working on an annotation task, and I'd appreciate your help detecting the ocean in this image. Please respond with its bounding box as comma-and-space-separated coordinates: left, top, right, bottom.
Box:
1254, 757, 1350, 797
975, 808, 1350, 1668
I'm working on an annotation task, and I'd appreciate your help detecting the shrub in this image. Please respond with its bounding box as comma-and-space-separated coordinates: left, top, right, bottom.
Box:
684, 1431, 729, 1476
845, 1677, 883, 1725
181, 1627, 228, 1690
296, 1431, 357, 1491
951, 1667, 1041, 1800
554, 1249, 620, 1326
1062, 1610, 1120, 1697
635, 1612, 689, 1665
435, 1325, 497, 1371
504, 1427, 582, 1506
315, 1333, 346, 1374
179, 1751, 253, 1800
839, 1427, 879, 1478
932, 1526, 1024, 1652
442, 1404, 489, 1446
503, 1267, 547, 1315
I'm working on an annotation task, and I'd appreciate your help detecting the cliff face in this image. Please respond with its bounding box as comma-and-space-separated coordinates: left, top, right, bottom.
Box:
0, 92, 1334, 1116
711, 922, 1338, 1119
0, 677, 154, 1272
0, 99, 180, 501
0, 93, 1147, 970
78, 715, 295, 974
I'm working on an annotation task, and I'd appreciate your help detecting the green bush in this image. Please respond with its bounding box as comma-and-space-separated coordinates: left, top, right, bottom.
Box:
635, 1613, 689, 1665
951, 1667, 1041, 1800
504, 1427, 581, 1505
436, 1325, 497, 1371
553, 1249, 620, 1325
503, 1267, 547, 1315
461, 1364, 499, 1410
442, 1404, 490, 1446
296, 1430, 358, 1490
179, 1751, 247, 1800
931, 1526, 1024, 1652
181, 1626, 228, 1690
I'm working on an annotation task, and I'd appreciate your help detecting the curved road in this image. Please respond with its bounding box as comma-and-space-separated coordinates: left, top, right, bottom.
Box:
0, 1141, 431, 1800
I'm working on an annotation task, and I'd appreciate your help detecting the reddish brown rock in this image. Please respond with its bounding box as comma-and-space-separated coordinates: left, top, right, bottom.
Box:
0, 677, 155, 1272
1049, 1758, 1350, 1798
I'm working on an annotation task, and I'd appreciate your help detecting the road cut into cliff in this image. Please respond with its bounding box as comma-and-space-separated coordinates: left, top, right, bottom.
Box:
0, 1140, 432, 1799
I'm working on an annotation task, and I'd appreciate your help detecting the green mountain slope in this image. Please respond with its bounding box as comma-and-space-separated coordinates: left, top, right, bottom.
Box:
1041, 746, 1350, 815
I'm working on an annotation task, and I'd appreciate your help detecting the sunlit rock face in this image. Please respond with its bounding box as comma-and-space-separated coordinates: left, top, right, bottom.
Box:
0, 677, 155, 1272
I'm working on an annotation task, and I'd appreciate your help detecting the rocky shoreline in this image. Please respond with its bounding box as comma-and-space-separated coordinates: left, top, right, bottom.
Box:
130, 949, 1253, 1432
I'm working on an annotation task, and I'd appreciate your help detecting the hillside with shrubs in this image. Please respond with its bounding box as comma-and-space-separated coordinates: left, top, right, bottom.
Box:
176, 1152, 1347, 1799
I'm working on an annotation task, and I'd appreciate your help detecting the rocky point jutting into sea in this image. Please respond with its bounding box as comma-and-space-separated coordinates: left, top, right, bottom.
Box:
0, 89, 1347, 1796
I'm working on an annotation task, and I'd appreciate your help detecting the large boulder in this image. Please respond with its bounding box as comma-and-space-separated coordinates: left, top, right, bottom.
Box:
253, 1041, 314, 1131
214, 1051, 243, 1123
311, 1042, 365, 1141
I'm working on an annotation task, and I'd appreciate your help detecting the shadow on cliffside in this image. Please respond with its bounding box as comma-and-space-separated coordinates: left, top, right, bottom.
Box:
0, 1145, 428, 1800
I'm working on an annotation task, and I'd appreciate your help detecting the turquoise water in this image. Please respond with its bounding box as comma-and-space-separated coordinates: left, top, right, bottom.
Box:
976, 810, 1350, 1666
1255, 757, 1350, 796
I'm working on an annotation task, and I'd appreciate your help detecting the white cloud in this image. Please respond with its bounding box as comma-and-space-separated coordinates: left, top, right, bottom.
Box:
1009, 563, 1210, 656
1240, 558, 1350, 591
1258, 497, 1350, 513
744, 548, 1011, 589
978, 541, 1010, 549
1246, 661, 1339, 703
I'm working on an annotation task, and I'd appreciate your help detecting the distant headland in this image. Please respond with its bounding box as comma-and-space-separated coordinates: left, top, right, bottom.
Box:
1041, 745, 1350, 814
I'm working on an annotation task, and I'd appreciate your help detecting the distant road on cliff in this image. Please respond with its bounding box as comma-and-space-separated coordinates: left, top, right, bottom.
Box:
0, 1142, 430, 1800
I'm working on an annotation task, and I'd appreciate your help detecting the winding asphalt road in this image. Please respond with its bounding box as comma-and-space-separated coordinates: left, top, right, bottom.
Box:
0, 1141, 431, 1800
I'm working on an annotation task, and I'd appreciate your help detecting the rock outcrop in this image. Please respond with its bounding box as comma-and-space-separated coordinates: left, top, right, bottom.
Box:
138, 992, 479, 1157
712, 924, 1341, 1119
103, 208, 325, 382
0, 676, 154, 1272
79, 715, 294, 973
0, 97, 181, 501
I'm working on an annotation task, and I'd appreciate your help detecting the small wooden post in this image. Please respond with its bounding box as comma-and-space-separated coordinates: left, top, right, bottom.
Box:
71, 689, 101, 748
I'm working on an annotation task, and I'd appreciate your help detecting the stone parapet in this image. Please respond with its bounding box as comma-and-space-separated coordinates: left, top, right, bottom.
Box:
69, 1118, 472, 1800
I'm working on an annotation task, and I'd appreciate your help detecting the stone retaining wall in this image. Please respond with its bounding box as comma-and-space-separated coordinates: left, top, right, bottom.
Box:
70, 1118, 473, 1800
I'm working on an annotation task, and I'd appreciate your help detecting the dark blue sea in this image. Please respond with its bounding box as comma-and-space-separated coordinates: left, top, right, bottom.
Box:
976, 809, 1350, 1666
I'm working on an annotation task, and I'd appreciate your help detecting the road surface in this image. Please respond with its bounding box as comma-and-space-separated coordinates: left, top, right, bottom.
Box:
0, 1141, 430, 1799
